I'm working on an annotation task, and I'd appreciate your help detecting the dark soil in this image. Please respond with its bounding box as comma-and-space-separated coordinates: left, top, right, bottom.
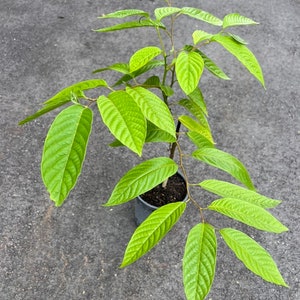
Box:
140, 173, 187, 207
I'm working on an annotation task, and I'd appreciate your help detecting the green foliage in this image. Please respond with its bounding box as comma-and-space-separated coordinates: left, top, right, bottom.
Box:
121, 202, 186, 267
20, 3, 288, 300
220, 228, 288, 286
183, 223, 217, 300
41, 105, 93, 206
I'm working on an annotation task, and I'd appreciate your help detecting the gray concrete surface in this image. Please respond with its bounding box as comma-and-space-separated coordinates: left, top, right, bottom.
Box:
1, 1, 299, 299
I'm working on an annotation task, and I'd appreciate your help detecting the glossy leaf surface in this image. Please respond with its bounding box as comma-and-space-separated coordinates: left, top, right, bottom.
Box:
220, 228, 288, 286
183, 223, 217, 300
209, 198, 288, 233
121, 202, 186, 267
154, 7, 181, 21
97, 92, 146, 156
181, 7, 222, 26
223, 13, 258, 29
41, 105, 93, 206
200, 179, 281, 208
192, 148, 255, 190
105, 157, 178, 206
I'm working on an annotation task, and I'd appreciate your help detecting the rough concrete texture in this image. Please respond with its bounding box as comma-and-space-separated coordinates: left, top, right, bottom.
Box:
1, 0, 299, 299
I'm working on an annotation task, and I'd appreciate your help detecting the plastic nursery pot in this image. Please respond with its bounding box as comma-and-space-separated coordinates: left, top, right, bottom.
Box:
134, 172, 188, 226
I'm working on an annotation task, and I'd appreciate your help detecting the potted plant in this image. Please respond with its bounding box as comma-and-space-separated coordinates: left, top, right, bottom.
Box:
19, 2, 289, 299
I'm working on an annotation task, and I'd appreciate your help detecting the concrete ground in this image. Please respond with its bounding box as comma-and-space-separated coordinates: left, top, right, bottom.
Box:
1, 0, 299, 299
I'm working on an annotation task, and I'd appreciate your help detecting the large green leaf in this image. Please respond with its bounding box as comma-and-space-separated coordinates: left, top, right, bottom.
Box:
208, 198, 288, 233
97, 92, 146, 156
181, 7, 222, 26
187, 131, 215, 149
188, 87, 207, 116
183, 223, 217, 300
197, 50, 230, 80
179, 115, 213, 144
121, 202, 186, 267
98, 9, 149, 19
19, 79, 107, 125
104, 157, 178, 206
176, 50, 204, 95
199, 179, 281, 208
192, 148, 255, 190
178, 98, 210, 129
212, 34, 265, 87
95, 19, 165, 32
129, 46, 161, 73
223, 13, 259, 29
41, 105, 93, 206
126, 87, 175, 138
154, 7, 181, 21
220, 228, 288, 286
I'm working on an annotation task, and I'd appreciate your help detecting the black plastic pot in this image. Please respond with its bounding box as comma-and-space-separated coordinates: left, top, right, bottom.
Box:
134, 172, 188, 226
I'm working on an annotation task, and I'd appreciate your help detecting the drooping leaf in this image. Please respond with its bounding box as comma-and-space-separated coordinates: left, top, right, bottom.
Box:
179, 115, 214, 144
183, 223, 217, 300
223, 13, 259, 29
208, 198, 288, 233
41, 105, 93, 206
154, 7, 181, 21
199, 179, 281, 208
179, 98, 210, 129
197, 50, 230, 80
192, 148, 255, 190
192, 30, 213, 45
176, 50, 204, 95
94, 19, 165, 32
113, 60, 164, 86
188, 87, 207, 116
99, 9, 149, 19
97, 92, 146, 156
121, 202, 186, 267
227, 32, 248, 45
220, 228, 288, 286
212, 34, 265, 87
187, 131, 215, 149
93, 62, 129, 74
104, 157, 178, 206
181, 7, 223, 26
19, 79, 107, 125
129, 46, 161, 73
126, 87, 175, 138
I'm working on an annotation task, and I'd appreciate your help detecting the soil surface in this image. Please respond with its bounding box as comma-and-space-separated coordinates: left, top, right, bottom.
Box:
140, 173, 187, 207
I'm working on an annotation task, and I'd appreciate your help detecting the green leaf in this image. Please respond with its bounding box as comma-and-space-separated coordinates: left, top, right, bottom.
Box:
192, 148, 255, 190
99, 9, 149, 19
104, 157, 178, 206
199, 179, 281, 208
121, 202, 186, 267
154, 7, 181, 21
126, 87, 175, 138
97, 92, 146, 156
212, 34, 265, 87
181, 7, 223, 26
145, 121, 176, 143
197, 50, 230, 80
129, 46, 161, 73
179, 115, 214, 144
192, 30, 213, 45
187, 131, 215, 149
93, 62, 129, 74
41, 105, 93, 206
19, 79, 107, 125
95, 19, 165, 32
220, 228, 288, 287
113, 60, 164, 86
227, 32, 248, 45
223, 13, 259, 29
208, 198, 288, 233
178, 98, 210, 129
176, 50, 204, 95
188, 87, 207, 116
183, 223, 217, 300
